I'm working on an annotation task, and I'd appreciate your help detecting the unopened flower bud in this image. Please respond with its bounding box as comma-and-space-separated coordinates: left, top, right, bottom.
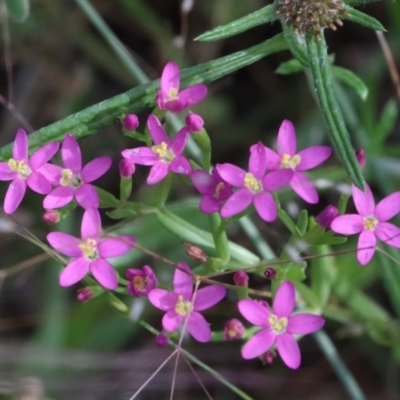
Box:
43, 210, 60, 224
224, 318, 245, 340
155, 333, 169, 347
261, 350, 276, 364
185, 113, 204, 133
183, 242, 207, 262
126, 265, 158, 297
234, 270, 249, 287
264, 268, 277, 280
119, 158, 136, 178
315, 205, 339, 229
77, 287, 93, 302
355, 149, 366, 168
122, 114, 139, 131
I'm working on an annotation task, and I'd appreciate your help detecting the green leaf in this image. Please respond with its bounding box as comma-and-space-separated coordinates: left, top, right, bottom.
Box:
195, 4, 278, 42
333, 66, 369, 100
343, 5, 386, 32
278, 209, 302, 237
306, 33, 365, 190
106, 208, 137, 219
275, 58, 304, 75
374, 98, 398, 145
296, 210, 309, 236
5, 0, 29, 22
0, 33, 287, 161
96, 186, 119, 208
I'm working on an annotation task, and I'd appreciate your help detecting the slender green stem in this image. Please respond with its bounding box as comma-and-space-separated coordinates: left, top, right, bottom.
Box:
208, 213, 230, 263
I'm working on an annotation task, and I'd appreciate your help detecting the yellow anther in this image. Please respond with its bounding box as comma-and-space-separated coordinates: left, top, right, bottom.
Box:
363, 215, 378, 231
268, 314, 288, 333
133, 276, 145, 291
79, 238, 98, 260
214, 182, 225, 199
244, 173, 262, 192
8, 158, 32, 178
60, 169, 82, 188
168, 88, 179, 101
280, 153, 301, 170
175, 294, 192, 316
152, 142, 168, 158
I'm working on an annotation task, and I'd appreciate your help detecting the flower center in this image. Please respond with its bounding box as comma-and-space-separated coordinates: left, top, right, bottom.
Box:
132, 276, 146, 292
244, 173, 262, 193
280, 154, 301, 170
214, 182, 226, 199
8, 158, 32, 179
268, 314, 288, 334
79, 238, 98, 260
168, 88, 179, 101
175, 294, 192, 316
60, 168, 82, 188
152, 142, 175, 162
363, 215, 379, 231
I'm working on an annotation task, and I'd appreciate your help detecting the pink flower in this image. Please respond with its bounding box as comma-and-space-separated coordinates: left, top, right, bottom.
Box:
315, 205, 339, 229
191, 168, 233, 214
331, 184, 400, 265
216, 143, 293, 222
121, 115, 191, 185
224, 318, 245, 340
238, 281, 324, 369
42, 134, 112, 209
126, 265, 158, 297
47, 207, 135, 289
156, 61, 207, 113
264, 120, 331, 204
0, 129, 59, 214
148, 262, 226, 342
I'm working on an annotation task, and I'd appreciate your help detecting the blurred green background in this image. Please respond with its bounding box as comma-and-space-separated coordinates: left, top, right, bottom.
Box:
1, 0, 400, 399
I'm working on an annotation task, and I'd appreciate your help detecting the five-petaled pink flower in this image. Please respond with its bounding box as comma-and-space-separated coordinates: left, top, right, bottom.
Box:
148, 262, 226, 342
0, 129, 59, 214
156, 61, 207, 113
216, 142, 292, 222
191, 168, 233, 214
238, 281, 324, 369
42, 134, 112, 210
121, 115, 191, 185
264, 120, 331, 204
331, 184, 400, 265
47, 207, 135, 289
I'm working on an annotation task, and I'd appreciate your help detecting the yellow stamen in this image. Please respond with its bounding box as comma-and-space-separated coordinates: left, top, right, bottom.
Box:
8, 158, 32, 178
280, 153, 301, 170
214, 182, 225, 199
244, 173, 262, 192
168, 88, 179, 101
175, 294, 192, 316
133, 276, 146, 291
60, 168, 82, 188
363, 215, 378, 231
152, 142, 174, 162
79, 238, 98, 260
268, 314, 288, 334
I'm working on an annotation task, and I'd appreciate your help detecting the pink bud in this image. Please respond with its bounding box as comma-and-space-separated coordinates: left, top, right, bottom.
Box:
264, 268, 277, 280
185, 113, 204, 133
233, 270, 249, 287
355, 149, 366, 168
122, 114, 139, 131
126, 265, 158, 297
119, 158, 135, 178
43, 210, 60, 224
77, 287, 93, 302
315, 205, 339, 229
223, 318, 245, 340
261, 350, 275, 364
155, 333, 168, 347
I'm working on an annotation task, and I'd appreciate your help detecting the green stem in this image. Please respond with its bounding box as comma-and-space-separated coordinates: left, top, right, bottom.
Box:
208, 213, 230, 263
305, 33, 365, 190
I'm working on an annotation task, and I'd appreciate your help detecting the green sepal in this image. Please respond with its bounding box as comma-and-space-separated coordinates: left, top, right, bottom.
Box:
6, 0, 29, 22
191, 128, 212, 171
338, 193, 350, 215
236, 286, 249, 301
195, 4, 279, 42
333, 66, 369, 101
343, 5, 386, 32
95, 186, 120, 208
106, 208, 137, 220
120, 176, 132, 202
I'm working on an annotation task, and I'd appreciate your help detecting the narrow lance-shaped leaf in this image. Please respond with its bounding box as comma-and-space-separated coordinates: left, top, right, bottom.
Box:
343, 5, 386, 31
306, 33, 365, 190
0, 33, 287, 161
332, 66, 369, 101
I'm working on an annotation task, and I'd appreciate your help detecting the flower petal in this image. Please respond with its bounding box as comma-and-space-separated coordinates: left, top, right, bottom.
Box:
296, 146, 331, 171
98, 235, 135, 257
187, 311, 211, 342
216, 164, 246, 187
191, 170, 215, 195
253, 191, 277, 222
81, 157, 112, 182
91, 258, 118, 290
27, 171, 51, 194
173, 262, 193, 299
13, 129, 28, 160
59, 257, 90, 287
170, 156, 191, 175
121, 147, 159, 165
62, 134, 82, 172
273, 281, 295, 317
276, 333, 301, 369
238, 299, 270, 327
330, 214, 364, 235
170, 127, 189, 156
37, 163, 62, 185
147, 162, 169, 185
262, 169, 293, 191
263, 146, 281, 170
47, 232, 82, 257
178, 84, 207, 108
0, 162, 15, 181
43, 186, 74, 209
220, 188, 252, 218
193, 285, 226, 311
75, 184, 99, 209
357, 229, 376, 265
160, 61, 180, 95
148, 289, 177, 311
375, 191, 400, 222
241, 328, 276, 359
290, 172, 318, 204
162, 310, 182, 332
277, 120, 296, 156
287, 313, 325, 334
375, 222, 400, 248
3, 178, 26, 214
81, 207, 101, 240
29, 142, 59, 170
352, 184, 375, 216
249, 143, 267, 180
199, 195, 221, 214
147, 115, 170, 145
